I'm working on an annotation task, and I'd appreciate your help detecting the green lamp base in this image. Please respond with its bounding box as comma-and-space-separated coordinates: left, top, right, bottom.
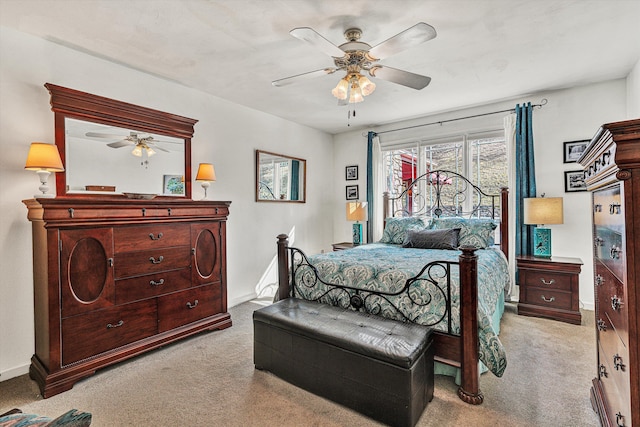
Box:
352, 223, 363, 245
533, 227, 552, 257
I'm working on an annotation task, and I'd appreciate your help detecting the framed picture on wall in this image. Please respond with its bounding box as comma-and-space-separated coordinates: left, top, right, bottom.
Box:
564, 170, 587, 192
346, 165, 358, 180
346, 185, 359, 200
163, 174, 185, 195
563, 140, 589, 163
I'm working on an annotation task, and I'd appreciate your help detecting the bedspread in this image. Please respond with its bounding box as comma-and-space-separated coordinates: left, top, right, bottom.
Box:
291, 243, 509, 377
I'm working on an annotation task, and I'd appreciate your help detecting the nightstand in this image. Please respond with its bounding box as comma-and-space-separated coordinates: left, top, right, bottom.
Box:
517, 255, 583, 324
332, 242, 355, 251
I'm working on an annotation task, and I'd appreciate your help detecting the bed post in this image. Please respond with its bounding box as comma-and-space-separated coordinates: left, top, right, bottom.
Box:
457, 246, 484, 405
500, 187, 509, 260
382, 191, 390, 221
276, 234, 290, 301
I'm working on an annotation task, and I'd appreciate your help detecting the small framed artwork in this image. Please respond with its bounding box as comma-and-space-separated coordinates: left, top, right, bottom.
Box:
346, 185, 359, 200
563, 140, 589, 163
345, 165, 358, 181
564, 170, 587, 192
163, 174, 185, 195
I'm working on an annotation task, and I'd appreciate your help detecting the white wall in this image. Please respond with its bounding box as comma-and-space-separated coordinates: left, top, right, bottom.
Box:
332, 79, 629, 313
0, 27, 334, 381
627, 58, 640, 118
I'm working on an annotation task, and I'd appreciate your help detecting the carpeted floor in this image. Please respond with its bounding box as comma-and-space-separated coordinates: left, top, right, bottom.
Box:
0, 299, 599, 426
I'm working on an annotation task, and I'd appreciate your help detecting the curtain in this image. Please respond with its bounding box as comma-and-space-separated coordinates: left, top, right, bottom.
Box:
290, 160, 299, 200
514, 103, 536, 257
366, 132, 384, 243
504, 113, 517, 299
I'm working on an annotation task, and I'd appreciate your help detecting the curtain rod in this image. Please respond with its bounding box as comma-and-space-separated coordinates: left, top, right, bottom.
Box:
368, 98, 547, 137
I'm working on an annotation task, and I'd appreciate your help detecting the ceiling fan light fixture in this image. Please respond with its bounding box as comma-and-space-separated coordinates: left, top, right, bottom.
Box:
331, 77, 349, 100
349, 83, 364, 103
358, 74, 376, 96
131, 145, 143, 157
146, 146, 156, 157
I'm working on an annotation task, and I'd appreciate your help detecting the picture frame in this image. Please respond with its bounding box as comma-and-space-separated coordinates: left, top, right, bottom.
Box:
345, 165, 358, 181
163, 174, 185, 195
564, 170, 587, 192
346, 185, 359, 200
563, 140, 589, 163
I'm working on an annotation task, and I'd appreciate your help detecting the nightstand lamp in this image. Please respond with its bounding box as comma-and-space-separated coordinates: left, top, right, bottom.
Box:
346, 201, 367, 245
195, 163, 216, 199
24, 142, 65, 198
523, 196, 563, 257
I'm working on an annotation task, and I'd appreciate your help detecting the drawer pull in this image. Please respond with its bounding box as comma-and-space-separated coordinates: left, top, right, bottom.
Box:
150, 278, 165, 286
595, 274, 604, 286
613, 354, 625, 371
539, 278, 555, 286
149, 232, 164, 240
149, 256, 164, 264
609, 203, 621, 215
597, 319, 607, 331
616, 412, 625, 427
594, 204, 602, 213
610, 245, 622, 259
540, 295, 555, 303
108, 257, 114, 268
611, 295, 623, 311
186, 300, 199, 309
594, 237, 604, 247
599, 364, 608, 378
107, 320, 124, 329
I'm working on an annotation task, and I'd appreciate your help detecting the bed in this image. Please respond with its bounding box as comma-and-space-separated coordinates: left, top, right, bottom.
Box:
275, 170, 510, 404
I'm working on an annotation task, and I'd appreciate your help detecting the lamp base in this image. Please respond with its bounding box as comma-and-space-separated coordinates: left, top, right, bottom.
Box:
352, 223, 363, 245
533, 227, 552, 257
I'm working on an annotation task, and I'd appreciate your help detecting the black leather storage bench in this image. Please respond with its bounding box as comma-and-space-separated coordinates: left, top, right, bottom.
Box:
253, 298, 434, 427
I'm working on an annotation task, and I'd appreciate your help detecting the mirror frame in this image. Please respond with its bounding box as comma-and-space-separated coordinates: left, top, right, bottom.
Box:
45, 83, 198, 199
255, 149, 307, 203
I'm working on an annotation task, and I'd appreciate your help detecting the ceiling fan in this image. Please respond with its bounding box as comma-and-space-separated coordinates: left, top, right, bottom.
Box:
85, 131, 178, 157
272, 23, 437, 104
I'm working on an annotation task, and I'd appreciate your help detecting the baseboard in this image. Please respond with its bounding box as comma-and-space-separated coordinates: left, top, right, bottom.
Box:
0, 364, 29, 382
229, 292, 258, 308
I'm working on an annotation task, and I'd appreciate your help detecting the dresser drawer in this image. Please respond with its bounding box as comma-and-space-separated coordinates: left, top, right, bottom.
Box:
157, 284, 222, 332
114, 224, 190, 252
61, 299, 157, 365
114, 246, 191, 278
519, 270, 572, 292
595, 260, 628, 348
115, 267, 192, 304
597, 342, 632, 427
521, 287, 572, 310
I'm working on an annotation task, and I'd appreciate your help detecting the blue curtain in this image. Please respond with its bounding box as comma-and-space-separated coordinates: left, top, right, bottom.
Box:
366, 131, 376, 243
291, 160, 299, 200
515, 103, 536, 256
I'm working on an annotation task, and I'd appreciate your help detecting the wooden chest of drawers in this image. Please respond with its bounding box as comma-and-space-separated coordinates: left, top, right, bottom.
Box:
579, 118, 639, 427
24, 197, 231, 398
516, 255, 583, 324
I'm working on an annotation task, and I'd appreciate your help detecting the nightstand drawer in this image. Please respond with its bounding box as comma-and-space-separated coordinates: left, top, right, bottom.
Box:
520, 270, 572, 291
521, 287, 572, 310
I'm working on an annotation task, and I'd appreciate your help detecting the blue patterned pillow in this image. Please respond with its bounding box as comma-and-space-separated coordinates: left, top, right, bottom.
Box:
430, 217, 498, 249
0, 409, 92, 427
379, 217, 426, 244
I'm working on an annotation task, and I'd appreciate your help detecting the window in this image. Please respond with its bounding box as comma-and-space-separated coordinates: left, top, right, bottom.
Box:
381, 131, 506, 219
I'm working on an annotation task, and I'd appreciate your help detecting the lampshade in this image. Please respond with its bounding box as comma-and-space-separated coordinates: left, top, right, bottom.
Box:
195, 163, 216, 182
24, 142, 64, 172
331, 78, 349, 100
358, 75, 376, 96
346, 201, 368, 222
523, 197, 564, 225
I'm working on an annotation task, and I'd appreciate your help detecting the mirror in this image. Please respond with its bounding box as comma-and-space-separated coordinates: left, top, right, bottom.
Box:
255, 150, 306, 202
46, 83, 197, 199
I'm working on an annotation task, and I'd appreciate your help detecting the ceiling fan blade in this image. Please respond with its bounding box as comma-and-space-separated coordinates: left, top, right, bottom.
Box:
153, 145, 170, 153
86, 132, 128, 139
368, 23, 437, 60
272, 68, 337, 87
290, 27, 345, 58
369, 66, 431, 90
107, 140, 134, 148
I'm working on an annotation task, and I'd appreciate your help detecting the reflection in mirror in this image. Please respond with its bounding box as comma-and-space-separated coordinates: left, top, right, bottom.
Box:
65, 118, 185, 196
256, 150, 306, 202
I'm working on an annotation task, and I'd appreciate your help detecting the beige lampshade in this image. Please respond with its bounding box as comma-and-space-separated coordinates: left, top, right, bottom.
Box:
346, 201, 368, 222
195, 163, 216, 182
24, 142, 64, 171
523, 197, 564, 225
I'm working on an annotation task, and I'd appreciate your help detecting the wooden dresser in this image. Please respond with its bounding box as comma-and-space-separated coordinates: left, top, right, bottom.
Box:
579, 118, 639, 427
24, 197, 231, 398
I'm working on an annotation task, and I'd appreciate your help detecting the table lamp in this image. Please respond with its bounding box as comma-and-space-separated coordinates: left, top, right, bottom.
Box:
24, 142, 65, 198
346, 201, 368, 245
195, 163, 216, 199
523, 196, 563, 257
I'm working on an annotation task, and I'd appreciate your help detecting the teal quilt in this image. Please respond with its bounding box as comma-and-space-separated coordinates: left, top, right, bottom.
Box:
291, 243, 509, 377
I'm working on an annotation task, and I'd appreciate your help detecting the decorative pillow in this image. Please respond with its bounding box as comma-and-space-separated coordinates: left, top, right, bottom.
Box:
402, 228, 461, 250
379, 217, 426, 244
430, 217, 498, 249
0, 409, 92, 427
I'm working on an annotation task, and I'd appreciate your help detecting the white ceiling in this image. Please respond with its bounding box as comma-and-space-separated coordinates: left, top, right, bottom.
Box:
2, 0, 640, 134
